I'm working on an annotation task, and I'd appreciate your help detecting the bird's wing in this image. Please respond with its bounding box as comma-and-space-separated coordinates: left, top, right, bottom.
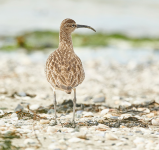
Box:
45, 50, 85, 91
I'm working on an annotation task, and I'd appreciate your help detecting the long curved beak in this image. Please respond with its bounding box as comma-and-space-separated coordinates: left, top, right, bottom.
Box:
76, 24, 96, 32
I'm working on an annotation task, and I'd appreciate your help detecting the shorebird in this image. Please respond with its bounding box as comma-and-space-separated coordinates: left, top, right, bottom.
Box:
45, 18, 96, 125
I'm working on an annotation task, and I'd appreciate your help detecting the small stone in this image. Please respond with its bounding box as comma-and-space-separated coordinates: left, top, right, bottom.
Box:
152, 118, 159, 126
93, 97, 105, 103
84, 96, 92, 101
76, 110, 83, 114
110, 116, 119, 119
127, 133, 134, 136
14, 104, 24, 112
83, 112, 94, 117
16, 92, 26, 97
76, 110, 83, 118
47, 109, 55, 114
0, 110, 4, 115
105, 133, 118, 140
100, 109, 109, 116
30, 104, 39, 110
24, 139, 36, 145
40, 120, 50, 124
120, 114, 132, 119
0, 120, 5, 127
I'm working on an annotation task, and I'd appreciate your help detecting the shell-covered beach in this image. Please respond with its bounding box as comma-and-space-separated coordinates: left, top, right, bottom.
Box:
1, 0, 159, 149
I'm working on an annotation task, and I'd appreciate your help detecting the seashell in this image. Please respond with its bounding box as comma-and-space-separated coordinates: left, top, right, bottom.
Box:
152, 118, 159, 126
146, 113, 154, 118
76, 133, 87, 139
40, 120, 50, 124
0, 120, 5, 127
83, 112, 94, 117
105, 133, 118, 140
103, 114, 112, 119
30, 104, 39, 110
100, 109, 109, 116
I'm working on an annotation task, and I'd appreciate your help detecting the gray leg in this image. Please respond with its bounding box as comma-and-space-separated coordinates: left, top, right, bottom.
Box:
72, 88, 76, 126
53, 90, 57, 124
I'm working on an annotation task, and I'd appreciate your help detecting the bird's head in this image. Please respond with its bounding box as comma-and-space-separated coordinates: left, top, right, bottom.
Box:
60, 18, 96, 33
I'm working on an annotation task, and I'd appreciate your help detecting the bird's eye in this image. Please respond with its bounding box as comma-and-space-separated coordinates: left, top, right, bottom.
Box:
72, 25, 75, 27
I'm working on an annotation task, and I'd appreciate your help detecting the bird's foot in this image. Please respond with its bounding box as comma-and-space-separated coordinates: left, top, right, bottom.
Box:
72, 120, 76, 128
50, 120, 57, 126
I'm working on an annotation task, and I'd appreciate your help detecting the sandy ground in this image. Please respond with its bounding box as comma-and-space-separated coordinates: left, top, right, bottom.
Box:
1, 49, 159, 150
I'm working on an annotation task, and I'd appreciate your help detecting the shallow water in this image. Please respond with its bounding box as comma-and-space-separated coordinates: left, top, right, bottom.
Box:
1, 47, 159, 64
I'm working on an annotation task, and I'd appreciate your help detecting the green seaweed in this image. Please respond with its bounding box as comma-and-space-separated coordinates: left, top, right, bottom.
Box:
0, 30, 159, 51
0, 140, 20, 150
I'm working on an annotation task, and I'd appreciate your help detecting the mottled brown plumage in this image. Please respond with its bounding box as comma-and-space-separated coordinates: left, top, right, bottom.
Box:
45, 18, 96, 125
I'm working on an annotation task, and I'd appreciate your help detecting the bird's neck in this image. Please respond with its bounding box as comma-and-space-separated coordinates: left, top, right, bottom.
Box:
59, 31, 74, 51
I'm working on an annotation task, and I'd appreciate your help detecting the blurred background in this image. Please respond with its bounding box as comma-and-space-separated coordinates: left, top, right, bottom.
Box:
0, 0, 159, 110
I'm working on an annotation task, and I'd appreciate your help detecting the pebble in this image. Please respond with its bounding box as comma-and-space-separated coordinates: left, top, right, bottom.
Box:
83, 112, 94, 117
30, 104, 39, 110
100, 109, 109, 116
105, 133, 118, 140
93, 96, 105, 103
152, 118, 159, 126
0, 110, 4, 115
120, 114, 132, 119
47, 109, 55, 114
24, 139, 36, 145
14, 104, 24, 112
0, 120, 5, 127
40, 120, 50, 124
84, 96, 92, 101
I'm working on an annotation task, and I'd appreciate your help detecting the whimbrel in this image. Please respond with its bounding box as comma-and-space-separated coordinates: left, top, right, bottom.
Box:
45, 18, 96, 125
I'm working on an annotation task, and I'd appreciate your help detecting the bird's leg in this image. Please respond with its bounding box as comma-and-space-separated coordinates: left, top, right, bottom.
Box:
53, 90, 57, 125
72, 88, 76, 127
